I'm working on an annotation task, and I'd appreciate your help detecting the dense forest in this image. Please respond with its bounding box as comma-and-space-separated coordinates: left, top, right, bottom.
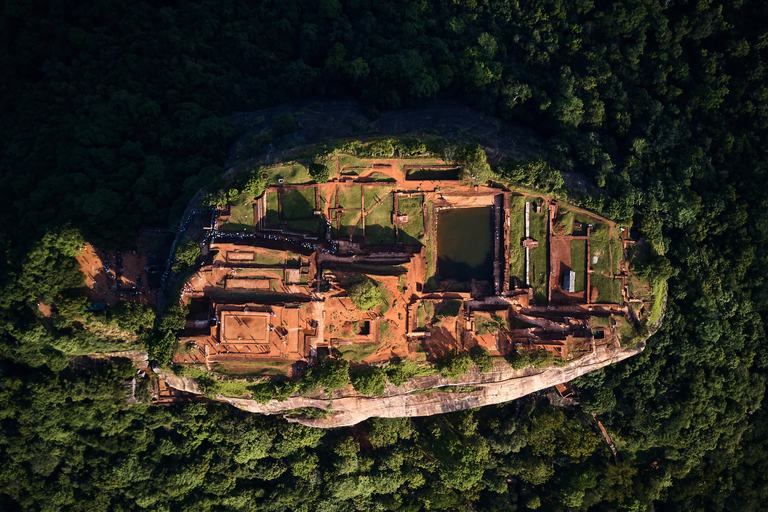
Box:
2, 0, 768, 509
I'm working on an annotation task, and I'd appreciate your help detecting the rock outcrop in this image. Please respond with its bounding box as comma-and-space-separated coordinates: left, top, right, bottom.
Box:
164, 343, 642, 428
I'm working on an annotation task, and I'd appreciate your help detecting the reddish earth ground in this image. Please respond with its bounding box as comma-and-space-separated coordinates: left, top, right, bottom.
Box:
324, 270, 412, 364
550, 237, 586, 304
76, 243, 156, 306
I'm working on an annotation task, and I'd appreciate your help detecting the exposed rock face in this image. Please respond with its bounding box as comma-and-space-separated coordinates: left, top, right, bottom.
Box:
188, 343, 644, 428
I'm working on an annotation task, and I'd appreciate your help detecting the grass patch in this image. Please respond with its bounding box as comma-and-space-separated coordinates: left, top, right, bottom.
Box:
475, 314, 506, 335
611, 237, 623, 276
591, 274, 623, 304
530, 244, 548, 303
282, 188, 316, 219
437, 300, 462, 318
508, 195, 526, 286
616, 316, 638, 346
398, 195, 425, 245
338, 185, 363, 209
265, 163, 313, 184
265, 192, 280, 225
648, 276, 668, 327
219, 192, 255, 232
424, 201, 438, 291
529, 204, 549, 302
573, 215, 593, 236
337, 154, 368, 169
285, 218, 319, 234
283, 407, 335, 419
405, 167, 460, 180
365, 193, 396, 244
176, 367, 253, 398
336, 343, 380, 363
552, 208, 574, 236
570, 239, 587, 293
250, 249, 287, 266
366, 171, 396, 182
589, 222, 612, 276
339, 210, 361, 238
364, 186, 393, 209
379, 321, 390, 339
212, 361, 290, 378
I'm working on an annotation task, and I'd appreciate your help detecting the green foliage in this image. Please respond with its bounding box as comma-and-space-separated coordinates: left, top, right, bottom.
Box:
456, 143, 492, 184
3, 0, 768, 509
299, 358, 350, 393
11, 229, 85, 305
248, 380, 298, 404
284, 407, 334, 419
308, 162, 332, 183
145, 330, 177, 366
350, 367, 387, 395
437, 350, 474, 379
109, 302, 155, 334
469, 345, 494, 373
202, 187, 239, 208
507, 349, 555, 370
475, 314, 506, 335
499, 157, 564, 192
144, 305, 187, 365
172, 241, 201, 272
158, 305, 187, 333
385, 359, 436, 386
272, 113, 298, 136
346, 278, 386, 311
436, 300, 462, 318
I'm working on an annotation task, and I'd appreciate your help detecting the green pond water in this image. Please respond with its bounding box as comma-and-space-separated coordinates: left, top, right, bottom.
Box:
437, 207, 493, 281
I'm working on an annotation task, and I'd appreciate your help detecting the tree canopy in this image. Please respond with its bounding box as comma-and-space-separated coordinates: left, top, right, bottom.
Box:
2, 0, 768, 509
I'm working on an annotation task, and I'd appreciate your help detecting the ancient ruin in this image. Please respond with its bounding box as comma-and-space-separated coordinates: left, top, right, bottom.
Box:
171, 156, 655, 383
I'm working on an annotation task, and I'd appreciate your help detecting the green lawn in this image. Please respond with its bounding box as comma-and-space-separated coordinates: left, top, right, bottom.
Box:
336, 343, 379, 363
570, 239, 587, 293
365, 193, 396, 244
649, 276, 668, 327
265, 163, 313, 184
265, 192, 280, 225
282, 188, 316, 219
508, 195, 526, 285
338, 210, 361, 238
437, 300, 462, 318
612, 237, 623, 275
212, 361, 290, 378
591, 274, 623, 304
338, 185, 363, 209
530, 244, 548, 303
365, 172, 396, 182
528, 205, 549, 302
364, 186, 393, 209
405, 168, 460, 181
398, 195, 425, 245
528, 206, 548, 241
553, 208, 574, 236
337, 154, 368, 169
220, 192, 255, 232
424, 203, 438, 291
417, 304, 426, 330
589, 222, 612, 276
285, 218, 319, 234
573, 215, 593, 236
